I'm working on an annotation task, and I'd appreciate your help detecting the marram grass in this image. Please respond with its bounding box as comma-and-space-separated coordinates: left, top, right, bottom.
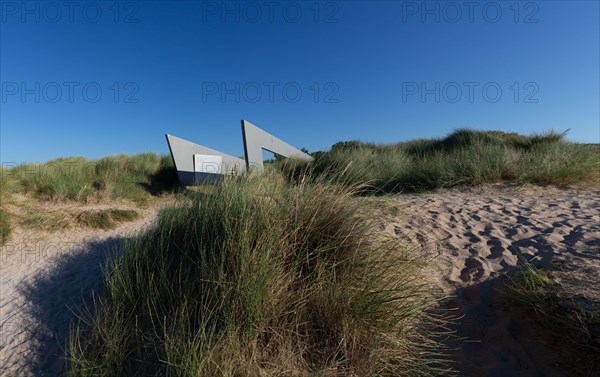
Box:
0, 167, 13, 245
280, 129, 599, 193
0, 208, 11, 246
67, 172, 450, 376
10, 153, 176, 203
23, 209, 139, 231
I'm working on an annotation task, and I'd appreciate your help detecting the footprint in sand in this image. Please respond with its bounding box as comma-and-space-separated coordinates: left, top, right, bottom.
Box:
553, 220, 573, 228
444, 242, 460, 257
460, 257, 485, 282
486, 238, 505, 259
464, 231, 482, 243
563, 225, 585, 252
415, 232, 427, 247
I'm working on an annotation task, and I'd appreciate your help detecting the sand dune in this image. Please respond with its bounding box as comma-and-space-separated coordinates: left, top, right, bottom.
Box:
1, 185, 598, 376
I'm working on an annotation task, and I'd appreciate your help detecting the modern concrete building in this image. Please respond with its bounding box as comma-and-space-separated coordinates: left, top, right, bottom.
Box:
166, 120, 312, 185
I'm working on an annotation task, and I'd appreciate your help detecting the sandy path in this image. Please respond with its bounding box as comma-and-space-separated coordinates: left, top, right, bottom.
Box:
392, 184, 599, 376
0, 205, 160, 376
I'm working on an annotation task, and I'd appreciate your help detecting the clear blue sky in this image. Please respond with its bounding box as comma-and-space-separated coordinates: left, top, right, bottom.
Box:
1, 0, 598, 163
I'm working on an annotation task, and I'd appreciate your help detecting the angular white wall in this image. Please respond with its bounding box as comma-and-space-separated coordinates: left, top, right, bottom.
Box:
166, 120, 313, 185
241, 120, 313, 171
165, 134, 245, 185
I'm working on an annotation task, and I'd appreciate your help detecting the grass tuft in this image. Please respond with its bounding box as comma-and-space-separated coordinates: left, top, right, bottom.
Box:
0, 208, 11, 246
1, 168, 13, 245
74, 209, 140, 230
23, 212, 72, 231
67, 171, 450, 376
23, 209, 139, 231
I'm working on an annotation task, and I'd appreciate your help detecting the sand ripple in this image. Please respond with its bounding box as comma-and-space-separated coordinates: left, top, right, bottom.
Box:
393, 184, 599, 376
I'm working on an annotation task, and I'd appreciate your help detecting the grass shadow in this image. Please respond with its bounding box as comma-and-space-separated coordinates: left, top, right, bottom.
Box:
18, 237, 129, 376
441, 267, 599, 377
139, 165, 179, 196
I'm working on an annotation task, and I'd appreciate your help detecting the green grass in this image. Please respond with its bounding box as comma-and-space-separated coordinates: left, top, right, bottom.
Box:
504, 263, 554, 311
22, 212, 72, 232
67, 172, 449, 376
23, 209, 139, 231
9, 153, 177, 203
1, 153, 173, 240
0, 208, 11, 246
75, 209, 140, 229
281, 129, 600, 193
504, 263, 600, 375
1, 167, 13, 245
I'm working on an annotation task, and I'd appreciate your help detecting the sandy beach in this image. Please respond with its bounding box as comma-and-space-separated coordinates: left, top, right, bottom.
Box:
1, 185, 598, 376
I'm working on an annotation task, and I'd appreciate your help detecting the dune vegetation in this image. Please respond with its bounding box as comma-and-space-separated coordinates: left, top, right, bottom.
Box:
0, 153, 176, 243
67, 172, 449, 376
8, 153, 177, 204
0, 208, 10, 246
23, 208, 139, 231
1, 167, 13, 245
281, 129, 599, 193
1, 129, 596, 374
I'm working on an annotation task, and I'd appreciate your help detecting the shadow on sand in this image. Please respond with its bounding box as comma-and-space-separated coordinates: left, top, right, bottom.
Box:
19, 237, 130, 376
441, 266, 599, 377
